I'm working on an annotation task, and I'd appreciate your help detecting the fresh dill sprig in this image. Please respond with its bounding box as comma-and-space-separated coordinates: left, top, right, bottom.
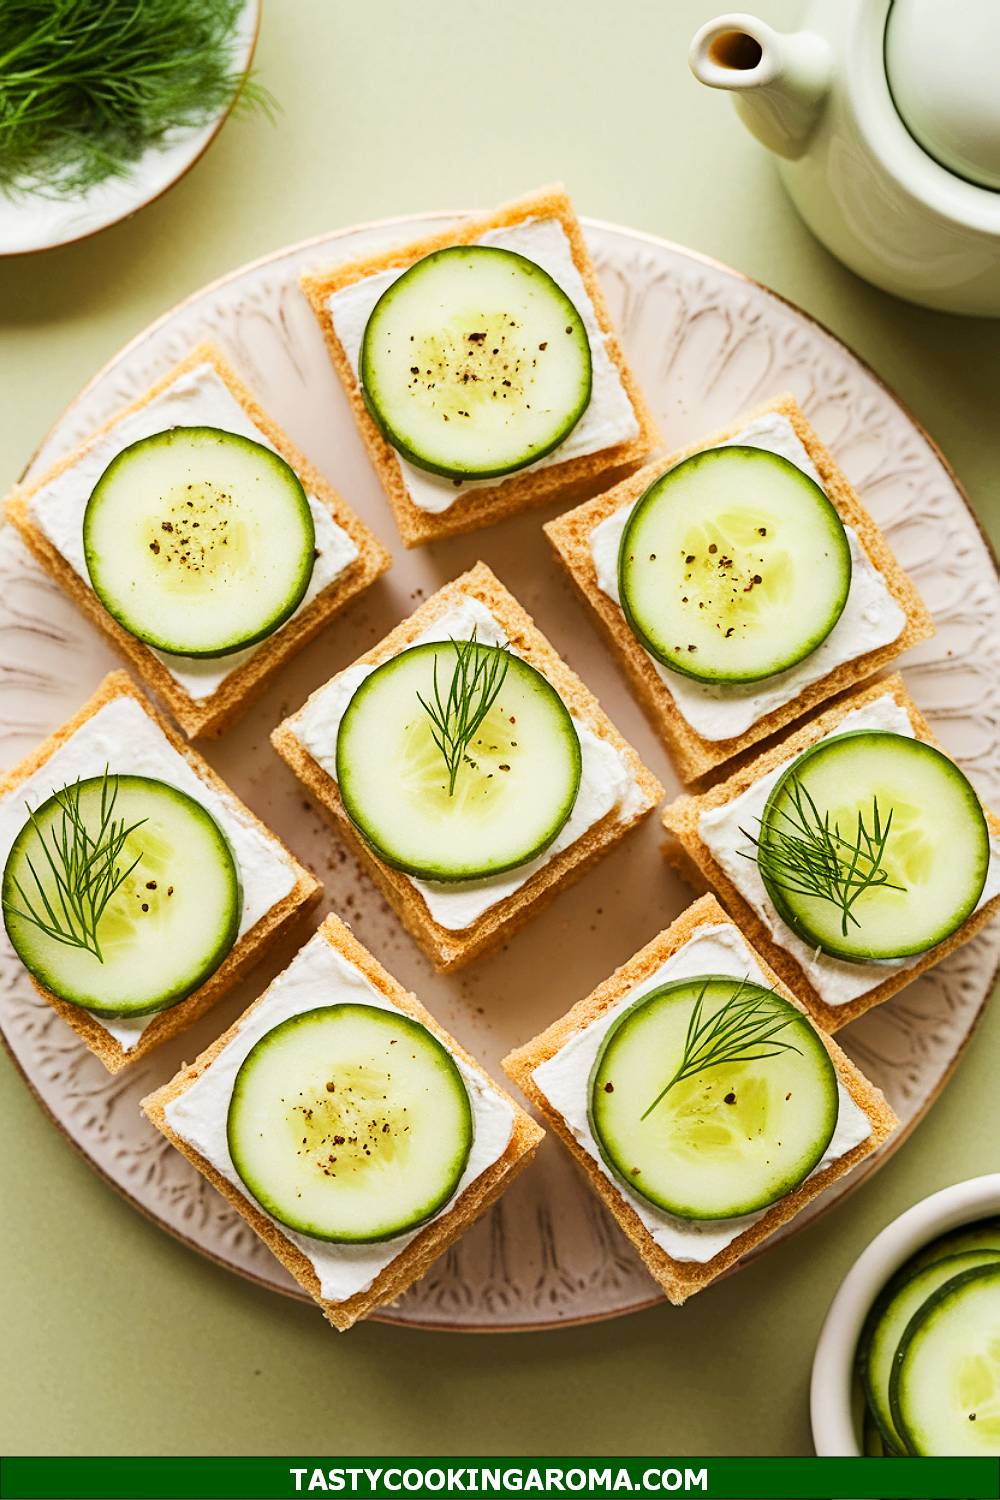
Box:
640, 976, 804, 1121
3, 770, 146, 963
741, 777, 906, 938
0, 0, 275, 199
416, 630, 511, 797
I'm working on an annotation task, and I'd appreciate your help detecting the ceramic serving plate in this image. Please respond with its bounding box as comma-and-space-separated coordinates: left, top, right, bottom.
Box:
1, 213, 998, 1331
0, 1, 260, 257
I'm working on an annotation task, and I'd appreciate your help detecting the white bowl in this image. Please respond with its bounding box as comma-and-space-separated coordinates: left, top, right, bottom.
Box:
810, 1173, 1000, 1455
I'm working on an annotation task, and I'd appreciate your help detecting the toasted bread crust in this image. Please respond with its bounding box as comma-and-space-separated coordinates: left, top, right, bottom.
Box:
271, 561, 663, 970
660, 673, 1000, 1031
544, 393, 935, 785
300, 186, 660, 547
142, 912, 544, 1331
0, 671, 321, 1071
503, 893, 898, 1304
4, 343, 392, 739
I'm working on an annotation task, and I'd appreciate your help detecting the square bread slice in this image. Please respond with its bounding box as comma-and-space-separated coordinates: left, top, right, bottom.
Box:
0, 671, 321, 1072
271, 561, 663, 971
142, 912, 544, 1331
300, 185, 659, 547
544, 393, 934, 785
661, 673, 1000, 1032
503, 892, 898, 1305
4, 342, 392, 739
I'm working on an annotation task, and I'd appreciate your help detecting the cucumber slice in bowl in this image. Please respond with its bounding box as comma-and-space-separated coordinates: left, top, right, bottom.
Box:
336, 639, 582, 882
861, 1404, 887, 1457
2, 773, 240, 1017
84, 426, 315, 658
908, 1217, 1000, 1273
756, 730, 990, 962
227, 1003, 473, 1243
890, 1263, 1000, 1456
588, 975, 838, 1220
359, 246, 593, 480
859, 1249, 1000, 1454
617, 446, 852, 683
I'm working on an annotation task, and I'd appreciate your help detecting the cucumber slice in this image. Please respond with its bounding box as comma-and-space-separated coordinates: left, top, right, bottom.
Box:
617, 446, 852, 684
227, 1003, 473, 1243
84, 425, 315, 658
359, 246, 592, 480
2, 774, 240, 1017
861, 1403, 887, 1457
588, 975, 838, 1220
908, 1218, 1000, 1273
859, 1250, 1000, 1453
891, 1263, 1000, 1456
758, 730, 990, 962
336, 640, 582, 882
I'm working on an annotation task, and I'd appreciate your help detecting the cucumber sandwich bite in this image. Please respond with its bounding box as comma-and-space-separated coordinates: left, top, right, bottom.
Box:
5, 343, 390, 739
272, 562, 663, 970
663, 673, 1000, 1032
503, 893, 897, 1305
545, 394, 933, 784
301, 187, 659, 547
143, 914, 544, 1332
0, 673, 319, 1071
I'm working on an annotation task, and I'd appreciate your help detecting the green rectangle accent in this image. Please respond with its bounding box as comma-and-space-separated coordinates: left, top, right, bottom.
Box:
1, 1456, 998, 1500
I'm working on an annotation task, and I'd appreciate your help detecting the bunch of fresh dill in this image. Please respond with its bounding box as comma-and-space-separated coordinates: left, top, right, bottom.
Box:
0, 0, 272, 198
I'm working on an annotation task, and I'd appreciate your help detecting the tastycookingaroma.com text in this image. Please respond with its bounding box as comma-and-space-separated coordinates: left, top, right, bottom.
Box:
289, 1469, 710, 1494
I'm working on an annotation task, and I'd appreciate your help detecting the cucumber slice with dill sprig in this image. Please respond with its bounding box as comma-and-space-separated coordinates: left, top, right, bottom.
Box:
747, 730, 990, 962
2, 771, 240, 1016
588, 974, 838, 1220
336, 634, 582, 882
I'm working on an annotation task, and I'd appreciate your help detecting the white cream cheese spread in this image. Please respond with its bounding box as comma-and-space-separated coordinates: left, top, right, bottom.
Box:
27, 362, 360, 701
289, 593, 645, 931
164, 927, 515, 1303
698, 694, 1000, 1007
0, 695, 298, 1051
588, 412, 906, 741
531, 920, 872, 1264
326, 216, 640, 515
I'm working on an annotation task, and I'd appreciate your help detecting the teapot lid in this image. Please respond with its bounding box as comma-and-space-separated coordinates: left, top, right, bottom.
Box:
886, 0, 1000, 190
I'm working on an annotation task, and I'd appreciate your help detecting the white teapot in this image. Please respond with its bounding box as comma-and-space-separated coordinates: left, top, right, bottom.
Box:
689, 2, 1000, 315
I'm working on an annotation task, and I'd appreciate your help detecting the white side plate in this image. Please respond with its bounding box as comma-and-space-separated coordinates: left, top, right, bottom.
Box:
0, 1, 260, 257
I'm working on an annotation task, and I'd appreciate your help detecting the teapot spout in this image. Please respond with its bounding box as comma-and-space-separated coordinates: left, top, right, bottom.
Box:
689, 13, 832, 160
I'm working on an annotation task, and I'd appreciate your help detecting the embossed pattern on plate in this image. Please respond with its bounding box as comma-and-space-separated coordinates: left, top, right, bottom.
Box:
1, 215, 997, 1330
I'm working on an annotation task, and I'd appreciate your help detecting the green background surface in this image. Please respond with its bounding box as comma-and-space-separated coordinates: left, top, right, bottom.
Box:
1, 0, 998, 1460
